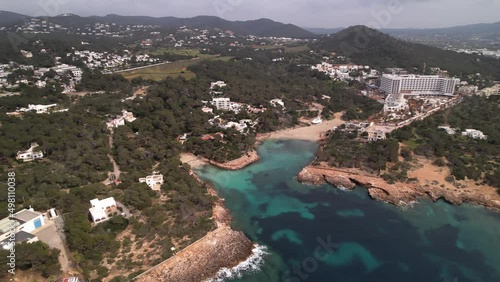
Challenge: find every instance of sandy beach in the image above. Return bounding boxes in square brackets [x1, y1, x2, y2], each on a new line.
[263, 112, 345, 142]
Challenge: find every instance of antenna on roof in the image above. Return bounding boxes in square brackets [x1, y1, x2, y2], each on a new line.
[28, 205, 34, 212]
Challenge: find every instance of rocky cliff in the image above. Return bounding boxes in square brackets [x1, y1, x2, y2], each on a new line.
[297, 166, 500, 210]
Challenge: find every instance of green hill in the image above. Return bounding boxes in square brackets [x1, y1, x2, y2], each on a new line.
[316, 25, 500, 79]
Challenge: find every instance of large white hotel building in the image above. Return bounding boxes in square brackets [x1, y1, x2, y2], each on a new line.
[380, 75, 460, 96]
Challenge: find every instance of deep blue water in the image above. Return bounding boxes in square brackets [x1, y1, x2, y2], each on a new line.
[195, 140, 500, 282]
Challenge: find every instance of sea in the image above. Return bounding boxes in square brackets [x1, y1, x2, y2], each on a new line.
[195, 140, 500, 282]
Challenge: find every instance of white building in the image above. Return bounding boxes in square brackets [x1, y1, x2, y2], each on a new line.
[438, 126, 457, 135]
[210, 81, 227, 89]
[139, 173, 164, 191]
[211, 98, 231, 110]
[20, 50, 33, 58]
[106, 110, 137, 129]
[270, 99, 285, 108]
[384, 93, 408, 112]
[0, 208, 44, 250]
[16, 143, 44, 162]
[367, 130, 387, 142]
[480, 85, 500, 97]
[89, 197, 116, 223]
[380, 75, 460, 96]
[17, 104, 58, 114]
[461, 129, 487, 140]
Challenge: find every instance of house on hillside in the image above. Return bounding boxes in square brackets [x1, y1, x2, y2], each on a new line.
[16, 143, 44, 162]
[210, 81, 226, 89]
[139, 173, 164, 191]
[270, 99, 285, 108]
[89, 197, 116, 223]
[461, 129, 487, 140]
[0, 208, 45, 250]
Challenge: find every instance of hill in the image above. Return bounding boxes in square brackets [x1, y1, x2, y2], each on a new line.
[92, 15, 315, 38]
[316, 25, 500, 79]
[303, 27, 344, 35]
[0, 10, 29, 26]
[0, 11, 315, 38]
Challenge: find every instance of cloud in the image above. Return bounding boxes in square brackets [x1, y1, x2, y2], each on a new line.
[0, 0, 499, 28]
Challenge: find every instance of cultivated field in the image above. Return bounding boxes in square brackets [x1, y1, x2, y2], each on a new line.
[122, 53, 232, 80]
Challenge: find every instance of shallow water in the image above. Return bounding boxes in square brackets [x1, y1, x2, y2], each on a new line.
[195, 140, 500, 282]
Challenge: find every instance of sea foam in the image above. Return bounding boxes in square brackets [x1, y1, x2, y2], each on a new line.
[206, 244, 269, 282]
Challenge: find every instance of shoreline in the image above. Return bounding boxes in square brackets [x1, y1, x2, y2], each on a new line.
[134, 156, 259, 282]
[180, 112, 346, 171]
[297, 165, 500, 211]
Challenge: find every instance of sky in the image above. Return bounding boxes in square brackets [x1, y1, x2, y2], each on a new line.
[1, 0, 499, 29]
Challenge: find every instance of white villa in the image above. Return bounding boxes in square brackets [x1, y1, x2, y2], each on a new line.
[139, 173, 164, 191]
[270, 99, 285, 108]
[0, 208, 45, 250]
[438, 126, 457, 135]
[367, 130, 387, 142]
[210, 81, 227, 89]
[16, 143, 44, 162]
[89, 197, 117, 223]
[18, 104, 58, 114]
[461, 129, 487, 140]
[106, 110, 137, 129]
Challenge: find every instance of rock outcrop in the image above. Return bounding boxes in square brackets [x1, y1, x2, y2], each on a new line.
[209, 150, 260, 171]
[297, 165, 500, 211]
[136, 226, 253, 282]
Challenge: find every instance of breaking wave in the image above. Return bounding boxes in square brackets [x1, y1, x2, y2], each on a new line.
[206, 244, 269, 282]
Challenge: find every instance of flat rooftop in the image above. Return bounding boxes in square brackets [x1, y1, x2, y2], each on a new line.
[14, 209, 41, 223]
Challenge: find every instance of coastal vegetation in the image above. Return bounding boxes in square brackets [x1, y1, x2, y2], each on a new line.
[317, 96, 500, 193]
[392, 95, 500, 190]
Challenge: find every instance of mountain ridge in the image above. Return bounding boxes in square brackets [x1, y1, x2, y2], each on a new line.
[0, 10, 315, 38]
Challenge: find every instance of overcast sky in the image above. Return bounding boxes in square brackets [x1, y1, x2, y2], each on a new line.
[1, 0, 499, 29]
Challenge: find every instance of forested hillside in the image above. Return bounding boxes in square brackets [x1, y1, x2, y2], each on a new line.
[316, 26, 500, 80]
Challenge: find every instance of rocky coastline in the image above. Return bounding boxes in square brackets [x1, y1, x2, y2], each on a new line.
[135, 225, 254, 282]
[208, 150, 260, 170]
[134, 160, 256, 282]
[297, 165, 500, 211]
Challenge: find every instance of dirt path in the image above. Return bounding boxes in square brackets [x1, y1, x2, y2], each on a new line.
[103, 129, 121, 185]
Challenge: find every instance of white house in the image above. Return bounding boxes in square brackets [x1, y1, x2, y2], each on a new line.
[18, 104, 58, 114]
[210, 81, 227, 89]
[16, 143, 44, 162]
[270, 99, 285, 108]
[438, 126, 457, 135]
[139, 173, 164, 191]
[106, 110, 137, 129]
[461, 129, 487, 140]
[367, 130, 387, 142]
[201, 107, 214, 114]
[0, 208, 44, 250]
[89, 197, 116, 223]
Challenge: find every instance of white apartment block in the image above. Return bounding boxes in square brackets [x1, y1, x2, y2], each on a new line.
[211, 98, 231, 110]
[380, 75, 460, 96]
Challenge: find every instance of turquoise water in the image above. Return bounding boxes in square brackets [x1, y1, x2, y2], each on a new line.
[195, 140, 500, 282]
